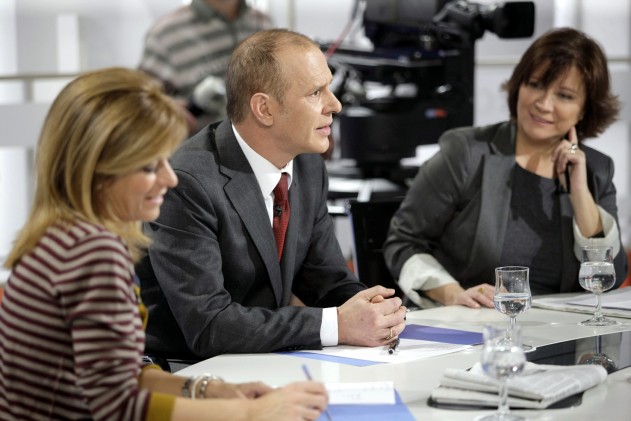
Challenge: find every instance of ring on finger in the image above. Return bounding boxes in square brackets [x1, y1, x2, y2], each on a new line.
[385, 327, 393, 341]
[569, 143, 578, 154]
[478, 287, 485, 294]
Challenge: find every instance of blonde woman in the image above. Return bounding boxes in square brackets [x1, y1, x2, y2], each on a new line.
[0, 67, 326, 421]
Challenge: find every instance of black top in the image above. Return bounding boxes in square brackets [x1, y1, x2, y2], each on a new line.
[499, 164, 563, 294]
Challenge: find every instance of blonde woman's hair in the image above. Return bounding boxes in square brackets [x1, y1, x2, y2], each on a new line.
[5, 67, 187, 267]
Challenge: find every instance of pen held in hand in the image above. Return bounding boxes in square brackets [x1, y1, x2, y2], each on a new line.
[302, 364, 333, 421]
[388, 338, 400, 355]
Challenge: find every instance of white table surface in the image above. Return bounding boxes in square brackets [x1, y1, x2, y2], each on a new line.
[178, 298, 631, 420]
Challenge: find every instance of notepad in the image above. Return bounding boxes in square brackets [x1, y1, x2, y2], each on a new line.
[318, 389, 415, 421]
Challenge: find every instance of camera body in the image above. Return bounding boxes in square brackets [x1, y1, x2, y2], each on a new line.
[329, 1, 534, 181]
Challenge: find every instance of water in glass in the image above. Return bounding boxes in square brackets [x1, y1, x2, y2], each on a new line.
[494, 266, 534, 351]
[476, 325, 526, 421]
[578, 245, 619, 326]
[494, 293, 531, 317]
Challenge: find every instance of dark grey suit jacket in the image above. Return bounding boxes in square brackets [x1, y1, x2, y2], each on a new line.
[384, 121, 628, 294]
[137, 120, 365, 360]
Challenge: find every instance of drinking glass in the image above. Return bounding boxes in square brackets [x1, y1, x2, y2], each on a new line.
[476, 325, 526, 421]
[578, 245, 619, 326]
[494, 266, 532, 350]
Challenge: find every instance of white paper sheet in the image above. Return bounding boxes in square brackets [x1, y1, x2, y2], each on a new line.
[326, 381, 395, 404]
[566, 287, 631, 310]
[532, 288, 631, 318]
[299, 338, 471, 364]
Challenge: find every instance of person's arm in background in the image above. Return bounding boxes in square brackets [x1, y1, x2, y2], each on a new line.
[138, 23, 197, 132]
[384, 129, 495, 309]
[552, 136, 628, 286]
[396, 254, 494, 308]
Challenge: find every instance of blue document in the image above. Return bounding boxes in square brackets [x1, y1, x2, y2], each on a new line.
[317, 390, 414, 421]
[399, 324, 483, 345]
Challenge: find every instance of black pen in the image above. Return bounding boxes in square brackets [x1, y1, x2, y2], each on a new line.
[302, 364, 333, 421]
[388, 338, 400, 355]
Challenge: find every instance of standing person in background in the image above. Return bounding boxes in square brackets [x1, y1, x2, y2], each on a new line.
[384, 27, 628, 309]
[136, 28, 407, 364]
[0, 67, 327, 421]
[139, 0, 272, 134]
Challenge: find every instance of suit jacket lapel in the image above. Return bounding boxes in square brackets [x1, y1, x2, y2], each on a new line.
[215, 121, 283, 305]
[471, 155, 514, 271]
[470, 122, 516, 271]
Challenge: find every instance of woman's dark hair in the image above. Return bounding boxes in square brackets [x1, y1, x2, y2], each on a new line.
[503, 27, 620, 139]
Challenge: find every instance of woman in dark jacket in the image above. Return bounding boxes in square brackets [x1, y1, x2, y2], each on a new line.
[384, 27, 628, 308]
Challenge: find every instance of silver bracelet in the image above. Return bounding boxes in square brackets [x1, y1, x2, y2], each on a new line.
[198, 374, 224, 399]
[190, 375, 205, 400]
[190, 373, 224, 399]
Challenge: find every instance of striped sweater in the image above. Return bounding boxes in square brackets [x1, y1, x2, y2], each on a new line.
[0, 221, 173, 420]
[138, 0, 271, 100]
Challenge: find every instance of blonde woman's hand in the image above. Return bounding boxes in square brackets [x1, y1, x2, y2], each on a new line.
[247, 381, 328, 421]
[236, 382, 274, 399]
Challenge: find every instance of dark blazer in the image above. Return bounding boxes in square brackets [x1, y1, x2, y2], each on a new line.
[384, 121, 628, 294]
[137, 120, 364, 360]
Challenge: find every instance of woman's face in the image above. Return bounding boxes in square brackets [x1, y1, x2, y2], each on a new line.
[102, 157, 177, 222]
[516, 65, 586, 145]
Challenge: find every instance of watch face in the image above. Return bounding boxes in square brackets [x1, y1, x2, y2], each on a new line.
[526, 331, 631, 375]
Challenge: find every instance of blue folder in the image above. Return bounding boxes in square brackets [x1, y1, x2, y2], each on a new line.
[399, 324, 483, 345]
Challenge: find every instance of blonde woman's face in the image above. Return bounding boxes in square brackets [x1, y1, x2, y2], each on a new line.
[102, 157, 177, 222]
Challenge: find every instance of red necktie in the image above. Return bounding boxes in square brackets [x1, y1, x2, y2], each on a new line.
[273, 172, 290, 260]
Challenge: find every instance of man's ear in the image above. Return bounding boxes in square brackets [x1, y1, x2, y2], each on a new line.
[250, 93, 274, 127]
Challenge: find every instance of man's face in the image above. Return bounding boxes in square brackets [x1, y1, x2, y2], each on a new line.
[269, 46, 342, 161]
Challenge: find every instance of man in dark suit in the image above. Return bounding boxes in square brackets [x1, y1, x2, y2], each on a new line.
[136, 28, 407, 362]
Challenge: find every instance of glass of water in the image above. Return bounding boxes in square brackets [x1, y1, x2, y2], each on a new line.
[476, 324, 526, 421]
[494, 266, 532, 350]
[578, 245, 619, 326]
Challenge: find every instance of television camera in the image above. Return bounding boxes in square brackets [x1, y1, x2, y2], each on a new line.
[326, 0, 535, 183]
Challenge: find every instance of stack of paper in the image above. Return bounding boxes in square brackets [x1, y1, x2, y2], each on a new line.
[430, 362, 607, 409]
